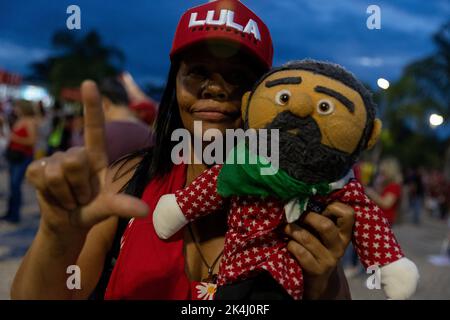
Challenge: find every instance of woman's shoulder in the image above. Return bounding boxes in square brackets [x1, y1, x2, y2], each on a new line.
[105, 148, 153, 194]
[105, 155, 143, 193]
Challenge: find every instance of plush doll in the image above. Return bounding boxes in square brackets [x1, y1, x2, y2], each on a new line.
[153, 59, 419, 300]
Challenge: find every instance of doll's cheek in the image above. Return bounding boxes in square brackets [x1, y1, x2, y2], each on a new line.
[319, 118, 365, 153]
[247, 100, 280, 129]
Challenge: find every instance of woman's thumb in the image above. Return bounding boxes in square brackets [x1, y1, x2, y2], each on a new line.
[79, 193, 149, 226]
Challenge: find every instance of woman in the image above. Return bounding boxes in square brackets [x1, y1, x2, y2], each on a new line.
[12, 0, 354, 299]
[366, 157, 403, 226]
[34, 101, 51, 159]
[2, 100, 37, 224]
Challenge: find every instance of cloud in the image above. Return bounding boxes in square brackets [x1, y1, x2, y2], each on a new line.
[353, 57, 384, 67]
[0, 39, 50, 72]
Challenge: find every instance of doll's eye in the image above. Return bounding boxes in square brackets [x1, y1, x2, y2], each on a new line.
[317, 99, 335, 115]
[275, 90, 291, 105]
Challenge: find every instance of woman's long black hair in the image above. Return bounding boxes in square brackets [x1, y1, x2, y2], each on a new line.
[113, 60, 183, 198]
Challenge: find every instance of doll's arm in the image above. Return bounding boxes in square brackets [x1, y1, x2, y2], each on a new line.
[337, 180, 419, 299]
[153, 164, 225, 239]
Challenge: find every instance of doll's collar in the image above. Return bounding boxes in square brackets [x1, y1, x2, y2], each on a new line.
[329, 170, 355, 191]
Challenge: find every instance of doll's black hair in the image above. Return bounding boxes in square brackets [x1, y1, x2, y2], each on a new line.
[243, 59, 377, 156]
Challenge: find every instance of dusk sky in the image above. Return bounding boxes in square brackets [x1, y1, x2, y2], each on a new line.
[1, 0, 449, 90]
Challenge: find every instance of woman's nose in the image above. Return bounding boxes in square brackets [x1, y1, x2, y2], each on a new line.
[289, 93, 314, 118]
[201, 74, 229, 101]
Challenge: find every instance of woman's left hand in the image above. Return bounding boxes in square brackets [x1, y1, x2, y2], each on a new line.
[284, 202, 355, 299]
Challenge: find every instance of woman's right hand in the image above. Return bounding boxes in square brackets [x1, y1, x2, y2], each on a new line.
[25, 80, 149, 240]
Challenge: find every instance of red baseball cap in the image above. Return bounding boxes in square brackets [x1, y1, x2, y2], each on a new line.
[170, 0, 273, 69]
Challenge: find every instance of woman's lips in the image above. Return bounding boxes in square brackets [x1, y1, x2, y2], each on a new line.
[191, 102, 240, 122]
[192, 110, 234, 122]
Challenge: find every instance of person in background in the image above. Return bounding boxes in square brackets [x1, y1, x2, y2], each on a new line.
[1, 100, 37, 224]
[366, 157, 403, 226]
[34, 101, 51, 159]
[405, 167, 424, 225]
[46, 101, 65, 155]
[97, 77, 154, 164]
[70, 110, 84, 148]
[59, 114, 75, 152]
[120, 72, 158, 127]
[3, 98, 16, 128]
[129, 100, 157, 127]
[0, 111, 10, 161]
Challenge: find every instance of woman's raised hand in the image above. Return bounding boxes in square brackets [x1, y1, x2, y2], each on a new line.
[26, 80, 149, 236]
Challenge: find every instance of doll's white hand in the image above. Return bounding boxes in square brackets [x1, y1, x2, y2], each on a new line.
[380, 257, 419, 299]
[153, 194, 188, 239]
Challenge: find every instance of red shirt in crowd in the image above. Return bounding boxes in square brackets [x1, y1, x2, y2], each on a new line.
[9, 125, 34, 157]
[381, 183, 402, 225]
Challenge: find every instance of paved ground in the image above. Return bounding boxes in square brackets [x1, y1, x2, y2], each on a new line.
[345, 213, 450, 299]
[0, 164, 41, 299]
[1, 165, 449, 300]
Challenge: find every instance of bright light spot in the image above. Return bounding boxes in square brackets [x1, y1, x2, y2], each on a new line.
[429, 114, 444, 127]
[377, 78, 390, 90]
[21, 85, 47, 101]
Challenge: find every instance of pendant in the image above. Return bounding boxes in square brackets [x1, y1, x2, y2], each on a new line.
[202, 270, 218, 284]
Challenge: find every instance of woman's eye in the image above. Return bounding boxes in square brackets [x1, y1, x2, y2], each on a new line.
[188, 66, 208, 78]
[275, 89, 291, 105]
[316, 99, 335, 115]
[224, 69, 249, 87]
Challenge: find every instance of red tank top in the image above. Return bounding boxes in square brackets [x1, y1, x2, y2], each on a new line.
[105, 163, 217, 300]
[9, 124, 33, 156]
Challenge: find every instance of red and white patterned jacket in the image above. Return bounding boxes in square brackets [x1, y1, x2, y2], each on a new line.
[174, 164, 404, 300]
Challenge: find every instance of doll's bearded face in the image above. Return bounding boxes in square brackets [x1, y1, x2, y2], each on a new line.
[244, 70, 371, 183]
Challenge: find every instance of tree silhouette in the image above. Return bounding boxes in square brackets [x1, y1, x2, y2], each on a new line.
[30, 30, 125, 96]
[384, 22, 449, 131]
[376, 21, 449, 169]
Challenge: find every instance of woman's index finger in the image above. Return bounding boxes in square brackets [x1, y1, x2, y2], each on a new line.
[81, 80, 108, 169]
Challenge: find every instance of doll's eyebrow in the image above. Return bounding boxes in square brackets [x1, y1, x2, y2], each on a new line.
[314, 85, 355, 113]
[265, 77, 302, 88]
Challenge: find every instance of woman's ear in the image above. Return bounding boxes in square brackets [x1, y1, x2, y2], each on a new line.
[366, 118, 382, 150]
[241, 91, 251, 120]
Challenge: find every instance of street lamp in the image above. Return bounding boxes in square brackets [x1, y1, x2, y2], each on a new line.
[429, 113, 444, 127]
[377, 78, 390, 90]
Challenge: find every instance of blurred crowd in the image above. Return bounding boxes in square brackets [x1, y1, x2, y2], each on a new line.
[0, 74, 157, 225]
[343, 157, 450, 276]
[355, 159, 450, 225]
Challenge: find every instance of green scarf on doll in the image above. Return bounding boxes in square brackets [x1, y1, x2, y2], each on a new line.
[217, 140, 333, 217]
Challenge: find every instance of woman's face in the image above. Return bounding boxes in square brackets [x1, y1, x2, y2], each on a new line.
[176, 45, 261, 136]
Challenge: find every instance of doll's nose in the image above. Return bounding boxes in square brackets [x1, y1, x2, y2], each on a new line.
[289, 93, 314, 118]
